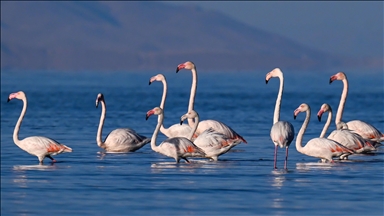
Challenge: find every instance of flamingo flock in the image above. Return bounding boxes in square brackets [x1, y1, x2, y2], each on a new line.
[7, 62, 383, 168]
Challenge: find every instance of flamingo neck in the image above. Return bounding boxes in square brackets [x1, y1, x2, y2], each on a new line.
[96, 100, 107, 149]
[320, 108, 332, 138]
[158, 78, 171, 136]
[187, 67, 198, 126]
[295, 108, 311, 154]
[151, 113, 163, 153]
[335, 78, 348, 125]
[188, 115, 199, 140]
[273, 73, 284, 124]
[13, 97, 27, 147]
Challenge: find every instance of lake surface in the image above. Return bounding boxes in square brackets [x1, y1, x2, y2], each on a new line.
[1, 69, 383, 215]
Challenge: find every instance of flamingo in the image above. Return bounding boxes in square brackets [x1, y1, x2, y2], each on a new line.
[96, 93, 150, 152]
[148, 74, 192, 138]
[293, 103, 354, 163]
[266, 68, 295, 169]
[317, 103, 376, 156]
[176, 61, 247, 144]
[329, 72, 384, 143]
[146, 107, 205, 163]
[180, 109, 242, 161]
[7, 91, 72, 164]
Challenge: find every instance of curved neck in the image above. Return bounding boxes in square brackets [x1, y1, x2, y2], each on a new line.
[187, 115, 200, 140]
[295, 108, 311, 153]
[13, 97, 27, 147]
[320, 109, 332, 138]
[187, 67, 198, 126]
[158, 78, 171, 136]
[273, 74, 284, 124]
[335, 78, 348, 125]
[151, 113, 163, 153]
[96, 100, 106, 149]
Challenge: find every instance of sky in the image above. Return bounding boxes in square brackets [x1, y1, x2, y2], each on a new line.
[165, 1, 383, 59]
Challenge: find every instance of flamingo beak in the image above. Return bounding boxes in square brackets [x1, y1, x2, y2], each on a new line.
[7, 98, 10, 102]
[146, 110, 155, 120]
[293, 109, 300, 120]
[96, 101, 99, 108]
[176, 64, 185, 73]
[317, 110, 324, 122]
[265, 79, 269, 84]
[329, 75, 336, 84]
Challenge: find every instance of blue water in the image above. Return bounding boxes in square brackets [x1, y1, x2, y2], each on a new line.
[1, 69, 383, 215]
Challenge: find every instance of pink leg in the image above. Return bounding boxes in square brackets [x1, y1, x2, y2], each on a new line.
[274, 145, 278, 169]
[284, 147, 289, 169]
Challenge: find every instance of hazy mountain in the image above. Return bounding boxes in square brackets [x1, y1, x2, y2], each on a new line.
[1, 1, 380, 72]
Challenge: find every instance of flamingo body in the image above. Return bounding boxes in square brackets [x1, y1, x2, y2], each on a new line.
[146, 107, 205, 163]
[294, 103, 354, 163]
[270, 121, 295, 148]
[103, 128, 151, 152]
[346, 120, 384, 142]
[176, 61, 247, 144]
[96, 93, 150, 153]
[192, 120, 247, 144]
[181, 110, 242, 161]
[8, 91, 72, 164]
[317, 103, 375, 156]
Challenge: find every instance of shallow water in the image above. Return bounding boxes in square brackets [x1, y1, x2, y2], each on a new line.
[1, 70, 383, 215]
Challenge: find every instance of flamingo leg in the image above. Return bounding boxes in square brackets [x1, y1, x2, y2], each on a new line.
[183, 158, 190, 164]
[47, 155, 57, 163]
[284, 147, 289, 169]
[274, 145, 278, 169]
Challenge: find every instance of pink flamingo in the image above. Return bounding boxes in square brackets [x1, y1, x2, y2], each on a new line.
[176, 61, 247, 144]
[96, 93, 150, 152]
[330, 72, 384, 143]
[180, 109, 242, 161]
[294, 103, 354, 163]
[148, 74, 192, 138]
[317, 103, 376, 157]
[7, 91, 72, 164]
[266, 68, 295, 169]
[146, 107, 205, 163]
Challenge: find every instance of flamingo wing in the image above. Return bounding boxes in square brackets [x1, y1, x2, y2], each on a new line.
[104, 128, 150, 151]
[160, 137, 205, 158]
[21, 136, 71, 156]
[347, 120, 384, 142]
[195, 120, 247, 143]
[166, 123, 192, 138]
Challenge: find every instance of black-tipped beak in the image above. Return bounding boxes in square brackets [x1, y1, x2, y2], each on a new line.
[329, 78, 333, 84]
[265, 80, 269, 84]
[149, 81, 152, 85]
[317, 115, 321, 122]
[7, 98, 10, 102]
[176, 68, 180, 73]
[180, 120, 183, 125]
[294, 115, 297, 120]
[146, 114, 150, 120]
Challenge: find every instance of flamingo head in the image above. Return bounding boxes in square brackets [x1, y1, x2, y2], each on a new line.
[265, 68, 283, 84]
[96, 93, 104, 108]
[336, 121, 349, 130]
[180, 110, 198, 125]
[317, 103, 330, 122]
[149, 74, 165, 85]
[294, 103, 309, 119]
[176, 61, 195, 73]
[329, 72, 346, 84]
[7, 91, 26, 102]
[146, 107, 163, 120]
